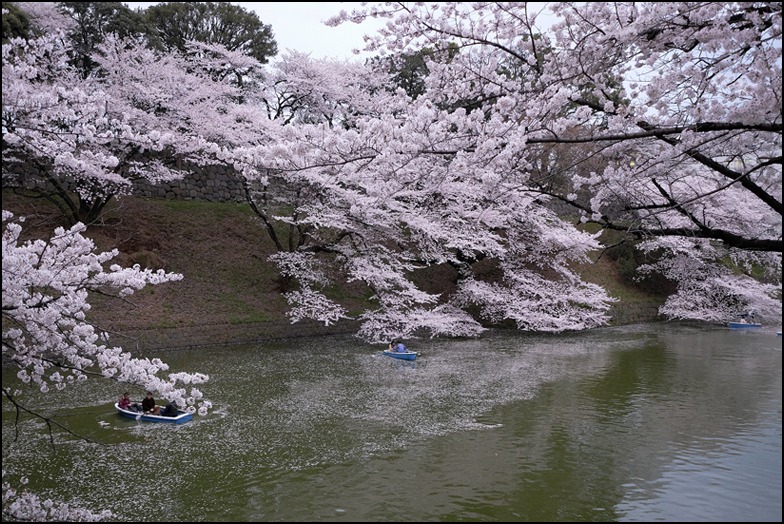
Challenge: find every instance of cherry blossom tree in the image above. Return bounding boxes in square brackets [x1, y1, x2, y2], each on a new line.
[234, 91, 618, 341]
[2, 23, 261, 226]
[5, 2, 75, 38]
[255, 49, 390, 126]
[2, 475, 113, 522]
[1, 211, 210, 408]
[1, 32, 166, 224]
[635, 236, 781, 322]
[57, 1, 151, 77]
[318, 1, 781, 324]
[2, 210, 212, 520]
[2, 11, 222, 519]
[237, 51, 398, 256]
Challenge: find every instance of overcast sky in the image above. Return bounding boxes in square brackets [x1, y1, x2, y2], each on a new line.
[123, 2, 385, 60]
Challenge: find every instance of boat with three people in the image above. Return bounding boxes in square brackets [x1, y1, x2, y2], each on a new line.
[114, 402, 193, 424]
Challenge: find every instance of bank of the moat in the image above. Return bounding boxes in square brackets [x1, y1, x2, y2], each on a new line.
[109, 299, 664, 351]
[4, 191, 668, 351]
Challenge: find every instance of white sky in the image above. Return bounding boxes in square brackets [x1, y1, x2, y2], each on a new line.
[123, 2, 385, 60]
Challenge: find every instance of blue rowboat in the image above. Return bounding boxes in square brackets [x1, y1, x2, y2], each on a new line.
[727, 322, 762, 330]
[114, 402, 193, 424]
[383, 349, 418, 361]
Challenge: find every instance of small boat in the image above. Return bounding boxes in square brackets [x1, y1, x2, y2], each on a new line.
[114, 402, 193, 424]
[727, 321, 762, 330]
[382, 349, 418, 361]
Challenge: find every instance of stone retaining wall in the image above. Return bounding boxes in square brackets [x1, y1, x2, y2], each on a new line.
[131, 164, 246, 202]
[3, 161, 587, 212]
[3, 160, 247, 203]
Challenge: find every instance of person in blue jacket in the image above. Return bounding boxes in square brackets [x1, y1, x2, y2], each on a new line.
[389, 339, 408, 353]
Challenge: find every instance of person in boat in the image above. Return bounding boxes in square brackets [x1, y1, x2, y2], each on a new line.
[142, 391, 161, 415]
[118, 392, 141, 412]
[161, 401, 179, 417]
[118, 392, 132, 410]
[388, 339, 408, 353]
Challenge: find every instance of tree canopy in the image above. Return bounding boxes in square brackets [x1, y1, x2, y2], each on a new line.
[317, 1, 782, 325]
[1, 2, 30, 41]
[144, 1, 277, 63]
[58, 1, 152, 75]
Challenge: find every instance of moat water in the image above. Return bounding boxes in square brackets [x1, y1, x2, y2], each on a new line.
[2, 323, 781, 521]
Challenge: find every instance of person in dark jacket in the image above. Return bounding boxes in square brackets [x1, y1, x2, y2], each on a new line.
[162, 401, 179, 417]
[142, 391, 161, 415]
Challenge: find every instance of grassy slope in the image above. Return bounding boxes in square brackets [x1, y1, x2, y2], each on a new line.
[3, 191, 666, 334]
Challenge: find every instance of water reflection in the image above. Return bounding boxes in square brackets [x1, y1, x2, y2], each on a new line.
[2, 323, 781, 521]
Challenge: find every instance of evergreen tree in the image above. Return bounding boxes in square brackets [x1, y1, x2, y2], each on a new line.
[144, 1, 277, 63]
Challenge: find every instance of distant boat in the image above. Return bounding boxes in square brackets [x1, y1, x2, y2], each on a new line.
[382, 349, 418, 361]
[114, 402, 193, 424]
[727, 321, 762, 330]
